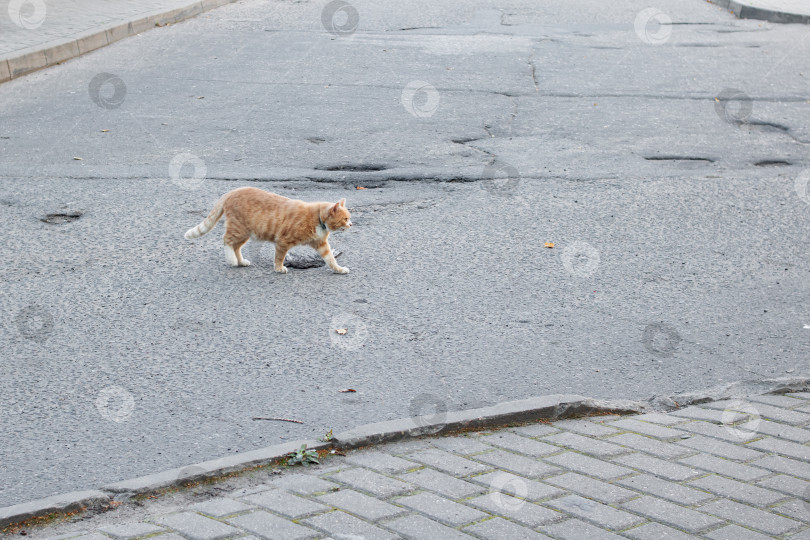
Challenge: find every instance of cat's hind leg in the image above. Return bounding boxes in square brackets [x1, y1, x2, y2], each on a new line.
[274, 244, 290, 274]
[233, 239, 250, 267]
[223, 222, 250, 267]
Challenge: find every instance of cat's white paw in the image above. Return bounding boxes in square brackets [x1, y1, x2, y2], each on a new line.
[275, 266, 288, 274]
[238, 259, 251, 267]
[335, 266, 350, 274]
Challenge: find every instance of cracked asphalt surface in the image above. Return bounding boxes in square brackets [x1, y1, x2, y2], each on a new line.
[1, 0, 809, 507]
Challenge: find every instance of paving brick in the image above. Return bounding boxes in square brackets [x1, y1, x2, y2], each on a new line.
[399, 468, 485, 499]
[621, 495, 722, 534]
[613, 452, 701, 481]
[704, 524, 773, 540]
[467, 493, 565, 527]
[547, 494, 644, 530]
[616, 474, 714, 505]
[786, 392, 810, 400]
[472, 471, 566, 501]
[43, 532, 91, 540]
[265, 473, 337, 495]
[679, 454, 769, 481]
[241, 488, 328, 519]
[152, 512, 239, 540]
[678, 419, 760, 443]
[512, 423, 560, 438]
[742, 419, 810, 443]
[690, 474, 787, 507]
[757, 474, 810, 497]
[384, 514, 474, 540]
[543, 472, 636, 504]
[543, 452, 632, 480]
[543, 432, 630, 458]
[747, 436, 810, 461]
[316, 489, 405, 521]
[606, 433, 694, 459]
[751, 454, 810, 480]
[748, 394, 808, 408]
[474, 450, 560, 478]
[735, 403, 810, 425]
[227, 510, 318, 540]
[676, 434, 764, 461]
[345, 451, 418, 474]
[540, 518, 626, 539]
[58, 535, 107, 540]
[480, 432, 560, 456]
[790, 528, 810, 540]
[463, 516, 552, 539]
[188, 498, 254, 518]
[551, 419, 619, 436]
[407, 449, 491, 477]
[670, 406, 748, 425]
[329, 467, 416, 497]
[430, 436, 493, 455]
[303, 510, 396, 540]
[609, 418, 688, 441]
[771, 498, 810, 523]
[623, 522, 695, 540]
[699, 498, 803, 535]
[627, 413, 689, 426]
[395, 492, 488, 526]
[97, 523, 165, 539]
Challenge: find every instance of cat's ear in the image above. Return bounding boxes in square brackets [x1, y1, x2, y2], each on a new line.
[330, 202, 340, 213]
[338, 198, 346, 207]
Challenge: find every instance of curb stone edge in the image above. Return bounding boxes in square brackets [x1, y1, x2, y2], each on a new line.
[1, 376, 807, 531]
[707, 0, 810, 24]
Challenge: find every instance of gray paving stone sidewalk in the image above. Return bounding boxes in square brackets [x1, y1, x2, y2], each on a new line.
[9, 392, 810, 539]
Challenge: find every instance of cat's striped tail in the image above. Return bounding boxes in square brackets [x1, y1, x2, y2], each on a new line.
[184, 196, 225, 239]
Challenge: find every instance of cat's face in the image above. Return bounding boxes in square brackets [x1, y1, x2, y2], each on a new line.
[326, 198, 352, 231]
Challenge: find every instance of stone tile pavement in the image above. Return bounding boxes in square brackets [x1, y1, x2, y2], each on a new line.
[15, 392, 810, 539]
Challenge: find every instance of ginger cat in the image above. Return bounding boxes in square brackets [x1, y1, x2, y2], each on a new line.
[185, 187, 352, 274]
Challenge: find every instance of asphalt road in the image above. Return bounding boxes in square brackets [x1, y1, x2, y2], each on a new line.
[1, 0, 809, 507]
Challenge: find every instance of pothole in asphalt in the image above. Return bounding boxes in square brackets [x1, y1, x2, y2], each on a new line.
[285, 250, 343, 269]
[754, 159, 792, 167]
[41, 212, 82, 224]
[314, 164, 387, 172]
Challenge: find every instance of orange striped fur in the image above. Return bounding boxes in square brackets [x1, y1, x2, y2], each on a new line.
[185, 187, 352, 274]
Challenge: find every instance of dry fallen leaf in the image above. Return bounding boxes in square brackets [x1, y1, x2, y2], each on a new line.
[73, 157, 82, 160]
[196, 96, 204, 99]
[335, 328, 348, 335]
[544, 242, 555, 248]
[100, 129, 109, 132]
[338, 388, 356, 393]
[356, 186, 367, 190]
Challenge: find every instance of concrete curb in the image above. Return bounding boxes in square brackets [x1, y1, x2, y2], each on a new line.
[2, 377, 808, 530]
[0, 0, 239, 85]
[708, 0, 810, 24]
